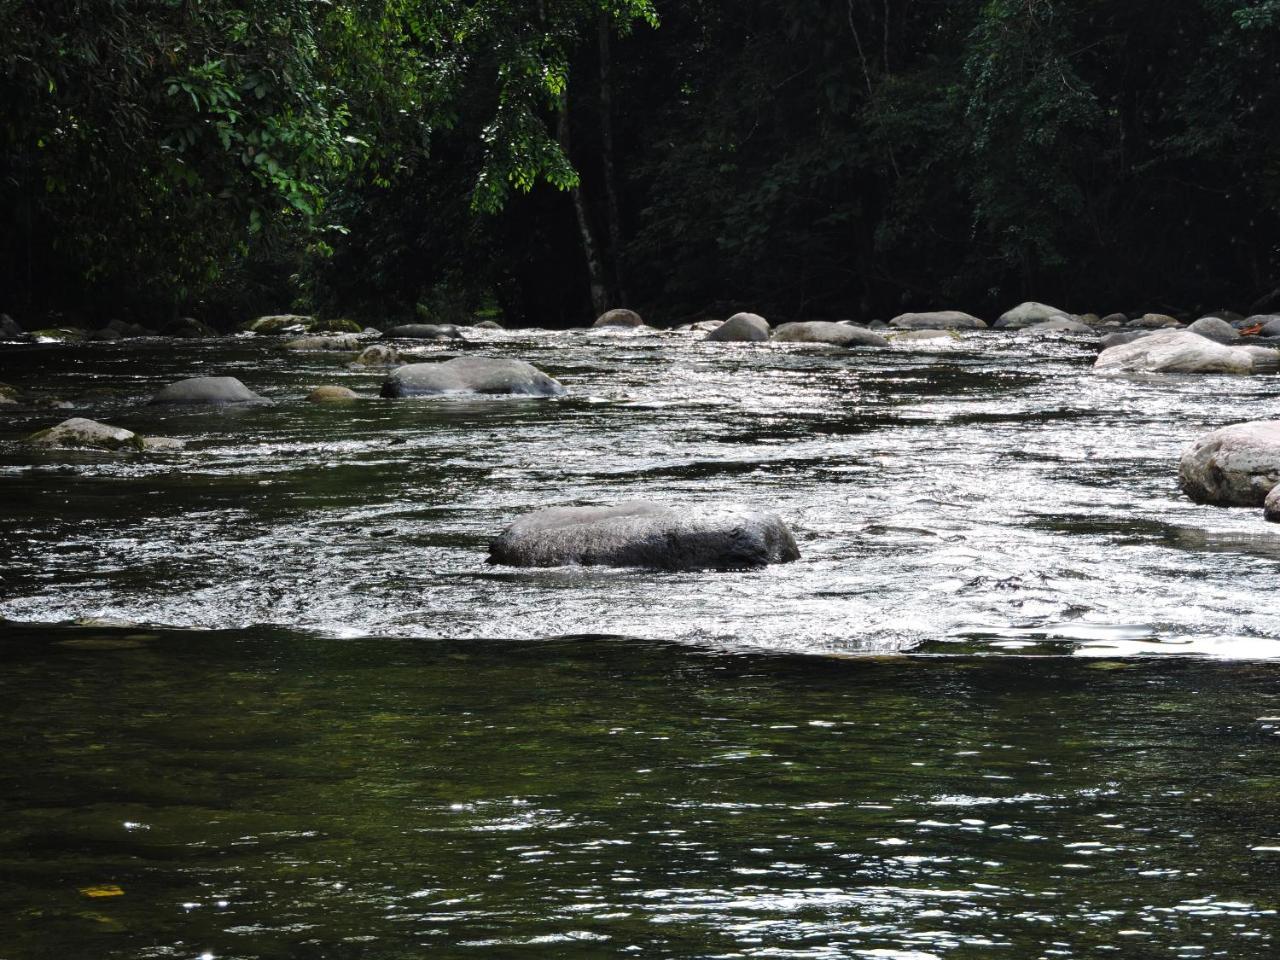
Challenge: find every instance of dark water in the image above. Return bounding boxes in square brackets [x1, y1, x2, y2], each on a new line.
[1, 328, 1279, 957]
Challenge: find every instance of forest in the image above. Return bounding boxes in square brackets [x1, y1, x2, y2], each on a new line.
[4, 0, 1280, 328]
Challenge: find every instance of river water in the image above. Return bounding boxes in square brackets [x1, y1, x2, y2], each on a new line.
[0, 328, 1278, 957]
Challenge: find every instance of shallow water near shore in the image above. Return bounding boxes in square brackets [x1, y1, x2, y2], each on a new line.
[1, 328, 1279, 956]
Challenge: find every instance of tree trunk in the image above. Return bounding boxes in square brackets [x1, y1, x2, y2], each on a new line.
[557, 91, 609, 318]
[597, 12, 628, 306]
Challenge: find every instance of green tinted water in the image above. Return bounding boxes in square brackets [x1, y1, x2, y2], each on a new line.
[1, 625, 1278, 958]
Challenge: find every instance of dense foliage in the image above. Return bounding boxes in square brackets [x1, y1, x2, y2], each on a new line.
[3, 0, 1279, 326]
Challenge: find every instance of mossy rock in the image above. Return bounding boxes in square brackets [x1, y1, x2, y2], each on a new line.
[27, 418, 145, 452]
[241, 314, 314, 334]
[29, 327, 89, 342]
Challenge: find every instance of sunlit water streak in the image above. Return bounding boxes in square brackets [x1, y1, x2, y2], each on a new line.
[2, 330, 1278, 655]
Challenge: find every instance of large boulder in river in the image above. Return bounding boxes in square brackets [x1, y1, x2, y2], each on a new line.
[26, 417, 181, 453]
[1187, 317, 1239, 343]
[592, 308, 644, 328]
[772, 321, 889, 347]
[381, 357, 565, 398]
[889, 310, 987, 330]
[149, 376, 269, 405]
[488, 500, 800, 570]
[707, 312, 770, 342]
[1093, 330, 1275, 374]
[995, 302, 1069, 330]
[1179, 421, 1280, 506]
[382, 323, 464, 341]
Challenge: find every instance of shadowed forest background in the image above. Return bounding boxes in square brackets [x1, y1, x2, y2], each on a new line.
[4, 0, 1280, 329]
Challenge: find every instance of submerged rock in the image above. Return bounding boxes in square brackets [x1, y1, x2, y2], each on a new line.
[382, 323, 465, 341]
[772, 321, 889, 347]
[995, 302, 1070, 330]
[889, 310, 987, 330]
[283, 335, 365, 352]
[381, 357, 565, 398]
[1179, 421, 1280, 506]
[707, 312, 770, 342]
[149, 376, 269, 405]
[351, 344, 401, 368]
[308, 385, 360, 403]
[488, 500, 800, 570]
[26, 417, 182, 453]
[1093, 330, 1273, 374]
[592, 308, 644, 328]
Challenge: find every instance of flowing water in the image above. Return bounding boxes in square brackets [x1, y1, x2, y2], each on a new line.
[0, 328, 1278, 957]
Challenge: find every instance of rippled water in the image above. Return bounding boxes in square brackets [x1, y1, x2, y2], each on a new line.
[1, 328, 1279, 957]
[2, 328, 1278, 652]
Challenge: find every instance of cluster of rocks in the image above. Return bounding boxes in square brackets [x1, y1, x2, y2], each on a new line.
[1179, 421, 1280, 524]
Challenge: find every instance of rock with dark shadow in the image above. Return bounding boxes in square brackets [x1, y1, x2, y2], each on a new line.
[1179, 420, 1280, 506]
[381, 357, 565, 398]
[772, 321, 889, 347]
[488, 500, 801, 570]
[149, 376, 270, 405]
[382, 324, 465, 341]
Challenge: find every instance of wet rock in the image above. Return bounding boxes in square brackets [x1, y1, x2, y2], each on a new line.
[351, 344, 401, 368]
[381, 357, 565, 398]
[995, 302, 1070, 330]
[867, 319, 889, 330]
[772, 321, 890, 347]
[1179, 420, 1280, 506]
[678, 320, 723, 332]
[1203, 309, 1245, 326]
[1021, 317, 1095, 335]
[308, 385, 360, 403]
[1099, 330, 1153, 349]
[1100, 312, 1129, 326]
[488, 500, 800, 570]
[163, 317, 217, 338]
[592, 308, 644, 328]
[473, 320, 504, 330]
[1253, 315, 1280, 337]
[1093, 330, 1271, 374]
[28, 418, 138, 451]
[889, 310, 987, 330]
[242, 314, 313, 334]
[1188, 317, 1239, 343]
[1127, 312, 1182, 329]
[311, 318, 363, 334]
[149, 376, 269, 405]
[382, 323, 465, 341]
[284, 335, 365, 352]
[1265, 485, 1280, 522]
[30, 327, 89, 342]
[707, 312, 770, 342]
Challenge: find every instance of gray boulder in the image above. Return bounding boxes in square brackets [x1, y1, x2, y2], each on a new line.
[149, 376, 269, 405]
[1256, 316, 1280, 337]
[488, 500, 800, 570]
[1179, 421, 1280, 506]
[1265, 485, 1280, 522]
[707, 312, 770, 342]
[593, 308, 645, 328]
[1099, 312, 1129, 326]
[381, 357, 565, 398]
[1021, 317, 1095, 335]
[1187, 317, 1239, 343]
[1128, 312, 1182, 329]
[1093, 330, 1272, 374]
[890, 310, 987, 330]
[382, 323, 465, 341]
[995, 302, 1070, 330]
[772, 321, 890, 347]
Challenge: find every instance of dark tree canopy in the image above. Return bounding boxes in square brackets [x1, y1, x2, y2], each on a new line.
[2, 0, 1279, 327]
